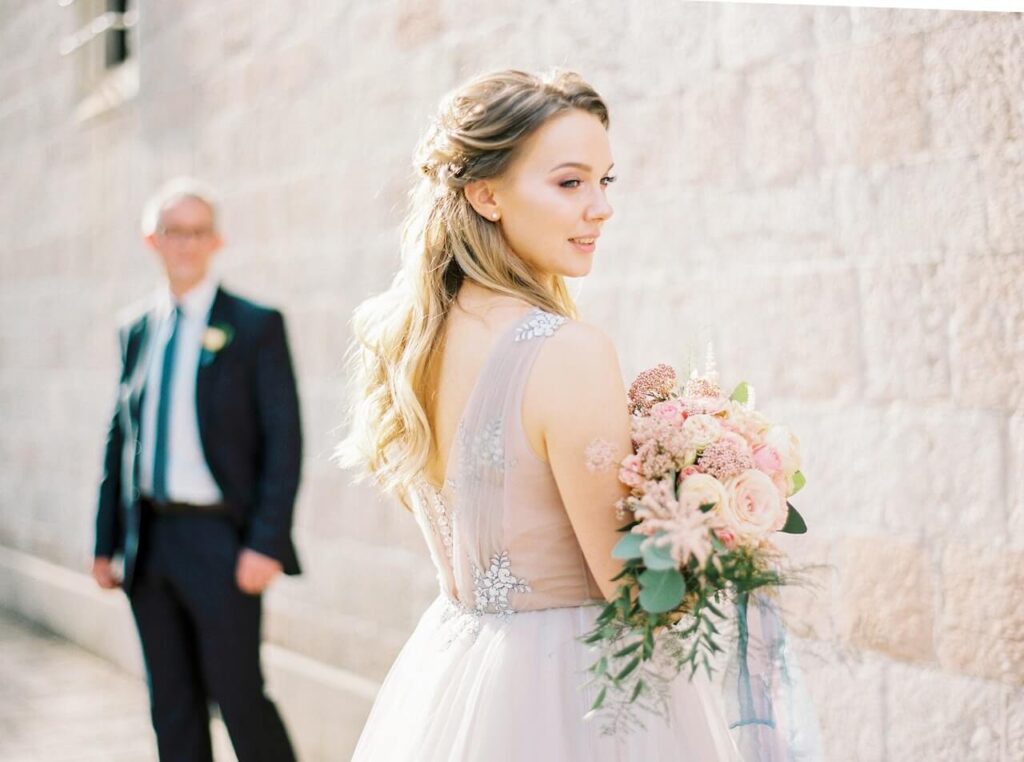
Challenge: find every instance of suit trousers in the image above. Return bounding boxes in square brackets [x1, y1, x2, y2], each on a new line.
[128, 507, 296, 762]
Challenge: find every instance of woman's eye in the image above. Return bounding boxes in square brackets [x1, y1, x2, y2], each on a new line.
[559, 176, 617, 189]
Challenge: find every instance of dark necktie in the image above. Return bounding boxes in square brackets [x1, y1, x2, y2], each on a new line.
[152, 304, 182, 502]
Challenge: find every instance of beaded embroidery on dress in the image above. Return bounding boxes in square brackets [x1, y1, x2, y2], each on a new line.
[351, 308, 743, 761]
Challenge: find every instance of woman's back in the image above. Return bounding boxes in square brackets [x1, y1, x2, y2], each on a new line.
[413, 296, 605, 617]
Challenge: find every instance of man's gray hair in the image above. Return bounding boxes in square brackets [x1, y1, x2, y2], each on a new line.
[141, 176, 221, 236]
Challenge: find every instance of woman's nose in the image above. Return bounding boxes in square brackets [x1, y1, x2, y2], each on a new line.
[586, 197, 614, 222]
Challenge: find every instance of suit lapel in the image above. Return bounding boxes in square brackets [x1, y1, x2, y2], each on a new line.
[196, 287, 230, 445]
[127, 305, 159, 427]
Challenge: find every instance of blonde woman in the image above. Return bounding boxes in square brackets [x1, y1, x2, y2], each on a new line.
[338, 69, 743, 760]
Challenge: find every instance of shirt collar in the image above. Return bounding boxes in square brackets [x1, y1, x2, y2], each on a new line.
[157, 271, 221, 323]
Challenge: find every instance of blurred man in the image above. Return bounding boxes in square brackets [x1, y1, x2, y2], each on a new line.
[92, 177, 302, 762]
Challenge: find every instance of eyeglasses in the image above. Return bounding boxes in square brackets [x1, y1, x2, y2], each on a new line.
[156, 227, 216, 242]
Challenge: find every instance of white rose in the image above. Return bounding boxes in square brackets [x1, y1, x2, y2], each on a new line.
[202, 326, 228, 352]
[678, 472, 729, 514]
[682, 414, 722, 449]
[721, 469, 789, 538]
[763, 425, 801, 474]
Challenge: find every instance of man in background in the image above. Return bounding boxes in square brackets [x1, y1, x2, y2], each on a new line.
[92, 177, 302, 762]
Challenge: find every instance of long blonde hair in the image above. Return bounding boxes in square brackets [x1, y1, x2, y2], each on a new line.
[334, 68, 610, 506]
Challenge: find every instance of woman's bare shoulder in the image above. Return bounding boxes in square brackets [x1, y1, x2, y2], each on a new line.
[529, 318, 626, 420]
[538, 318, 621, 381]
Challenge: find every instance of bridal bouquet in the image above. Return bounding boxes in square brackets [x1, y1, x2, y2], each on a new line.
[582, 351, 808, 734]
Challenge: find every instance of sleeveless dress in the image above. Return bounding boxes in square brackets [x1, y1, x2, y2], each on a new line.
[351, 308, 744, 761]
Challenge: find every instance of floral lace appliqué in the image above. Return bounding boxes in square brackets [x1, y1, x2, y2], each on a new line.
[439, 597, 482, 646]
[472, 549, 531, 616]
[457, 418, 515, 485]
[514, 309, 567, 342]
[475, 418, 506, 468]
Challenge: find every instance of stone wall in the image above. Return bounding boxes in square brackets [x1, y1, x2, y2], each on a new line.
[1, 1, 1021, 759]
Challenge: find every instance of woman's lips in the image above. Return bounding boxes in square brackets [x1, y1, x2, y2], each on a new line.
[569, 236, 597, 253]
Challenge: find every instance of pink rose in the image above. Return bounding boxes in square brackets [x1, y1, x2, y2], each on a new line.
[652, 400, 685, 423]
[752, 444, 783, 475]
[763, 425, 802, 474]
[618, 454, 645, 489]
[713, 527, 738, 550]
[721, 469, 789, 538]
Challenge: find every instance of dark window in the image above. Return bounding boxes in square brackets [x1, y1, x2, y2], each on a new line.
[104, 0, 130, 69]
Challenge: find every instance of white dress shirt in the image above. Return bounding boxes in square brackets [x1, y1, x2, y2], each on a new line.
[138, 272, 225, 504]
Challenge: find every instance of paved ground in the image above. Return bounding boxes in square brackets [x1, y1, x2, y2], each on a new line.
[0, 607, 236, 761]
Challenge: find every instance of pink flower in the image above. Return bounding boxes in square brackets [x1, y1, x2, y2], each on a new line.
[652, 400, 686, 423]
[618, 454, 645, 489]
[696, 436, 755, 481]
[720, 469, 789, 538]
[628, 364, 677, 415]
[713, 527, 738, 550]
[752, 444, 783, 475]
[763, 425, 802, 474]
[682, 414, 723, 448]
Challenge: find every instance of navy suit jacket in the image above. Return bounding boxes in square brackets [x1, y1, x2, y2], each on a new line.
[95, 286, 303, 592]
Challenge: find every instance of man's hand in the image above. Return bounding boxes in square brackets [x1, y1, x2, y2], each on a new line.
[235, 548, 283, 595]
[91, 556, 121, 589]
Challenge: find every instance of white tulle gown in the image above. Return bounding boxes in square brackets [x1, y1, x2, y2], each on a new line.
[351, 309, 745, 761]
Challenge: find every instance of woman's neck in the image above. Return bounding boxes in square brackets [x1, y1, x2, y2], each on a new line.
[455, 280, 532, 316]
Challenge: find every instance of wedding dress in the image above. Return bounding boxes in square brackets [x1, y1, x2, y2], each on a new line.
[352, 308, 770, 761]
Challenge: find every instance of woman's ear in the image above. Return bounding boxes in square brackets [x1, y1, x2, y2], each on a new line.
[463, 179, 502, 222]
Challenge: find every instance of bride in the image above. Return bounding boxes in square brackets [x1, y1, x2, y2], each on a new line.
[337, 68, 746, 760]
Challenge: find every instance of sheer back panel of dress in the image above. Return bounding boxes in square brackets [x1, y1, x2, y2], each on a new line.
[413, 308, 604, 621]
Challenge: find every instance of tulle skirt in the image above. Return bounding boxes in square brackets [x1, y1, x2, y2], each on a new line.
[351, 595, 742, 761]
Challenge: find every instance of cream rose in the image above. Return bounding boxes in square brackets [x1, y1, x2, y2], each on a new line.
[682, 414, 722, 449]
[721, 469, 789, 538]
[678, 472, 729, 514]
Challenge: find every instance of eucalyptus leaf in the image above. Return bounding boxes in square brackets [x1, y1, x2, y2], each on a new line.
[638, 568, 686, 613]
[640, 534, 676, 570]
[612, 532, 645, 560]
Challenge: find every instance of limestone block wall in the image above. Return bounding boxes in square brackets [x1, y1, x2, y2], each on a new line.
[1, 2, 1021, 759]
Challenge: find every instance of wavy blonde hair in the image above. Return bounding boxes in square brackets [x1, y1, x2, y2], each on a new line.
[334, 68, 610, 507]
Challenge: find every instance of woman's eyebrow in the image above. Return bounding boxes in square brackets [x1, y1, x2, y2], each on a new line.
[548, 161, 616, 173]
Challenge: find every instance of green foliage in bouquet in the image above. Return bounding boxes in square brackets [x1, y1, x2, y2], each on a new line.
[582, 501, 807, 734]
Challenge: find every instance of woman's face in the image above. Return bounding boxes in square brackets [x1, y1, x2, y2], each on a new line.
[485, 108, 615, 279]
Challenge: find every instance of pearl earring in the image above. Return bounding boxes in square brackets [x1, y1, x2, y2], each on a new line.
[491, 212, 499, 220]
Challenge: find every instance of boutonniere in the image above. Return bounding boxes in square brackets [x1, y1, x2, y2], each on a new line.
[200, 323, 235, 366]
